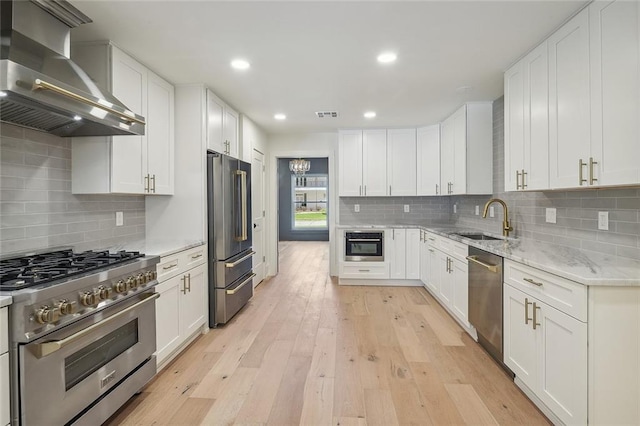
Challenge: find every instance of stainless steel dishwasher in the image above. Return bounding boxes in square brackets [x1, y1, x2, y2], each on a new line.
[467, 247, 512, 375]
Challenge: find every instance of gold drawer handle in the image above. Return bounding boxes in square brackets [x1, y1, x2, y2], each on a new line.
[523, 277, 543, 287]
[162, 262, 178, 270]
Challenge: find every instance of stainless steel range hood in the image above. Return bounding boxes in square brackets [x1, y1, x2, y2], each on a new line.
[0, 0, 145, 137]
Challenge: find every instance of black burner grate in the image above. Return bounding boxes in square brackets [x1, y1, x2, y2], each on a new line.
[0, 249, 143, 290]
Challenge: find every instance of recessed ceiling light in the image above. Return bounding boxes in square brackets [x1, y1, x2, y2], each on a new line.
[364, 111, 376, 119]
[231, 59, 250, 70]
[274, 113, 286, 120]
[0, 91, 7, 97]
[377, 52, 397, 64]
[73, 115, 82, 121]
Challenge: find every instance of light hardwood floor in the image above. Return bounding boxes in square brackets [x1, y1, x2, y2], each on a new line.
[106, 241, 549, 425]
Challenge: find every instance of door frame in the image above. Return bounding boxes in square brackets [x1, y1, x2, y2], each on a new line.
[267, 149, 336, 277]
[252, 148, 266, 286]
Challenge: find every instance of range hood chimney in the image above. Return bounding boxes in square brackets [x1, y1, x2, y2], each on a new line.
[0, 0, 145, 137]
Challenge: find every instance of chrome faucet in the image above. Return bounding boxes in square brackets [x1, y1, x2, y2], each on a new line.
[482, 198, 513, 237]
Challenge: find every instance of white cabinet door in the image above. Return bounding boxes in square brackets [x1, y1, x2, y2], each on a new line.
[426, 244, 439, 295]
[537, 300, 587, 426]
[417, 125, 441, 195]
[147, 71, 174, 195]
[155, 275, 182, 365]
[405, 229, 421, 280]
[207, 90, 225, 154]
[451, 106, 467, 195]
[451, 259, 469, 327]
[362, 129, 387, 196]
[389, 229, 406, 279]
[387, 128, 417, 196]
[438, 252, 452, 305]
[503, 284, 538, 391]
[225, 106, 239, 159]
[0, 352, 8, 426]
[419, 231, 429, 285]
[590, 0, 640, 186]
[504, 60, 525, 192]
[523, 42, 550, 191]
[549, 8, 591, 189]
[111, 47, 147, 194]
[181, 264, 207, 338]
[338, 130, 363, 196]
[440, 118, 455, 194]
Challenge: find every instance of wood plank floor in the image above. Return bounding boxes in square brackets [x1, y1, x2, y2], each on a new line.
[106, 241, 550, 425]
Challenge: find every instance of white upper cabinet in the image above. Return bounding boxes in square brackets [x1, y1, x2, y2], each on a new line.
[589, 0, 640, 186]
[387, 128, 417, 196]
[338, 130, 364, 196]
[363, 129, 388, 196]
[417, 125, 441, 196]
[440, 103, 493, 195]
[549, 8, 591, 189]
[206, 90, 239, 159]
[505, 42, 549, 192]
[71, 42, 174, 195]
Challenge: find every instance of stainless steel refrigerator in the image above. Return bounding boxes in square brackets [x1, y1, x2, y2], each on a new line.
[207, 150, 255, 327]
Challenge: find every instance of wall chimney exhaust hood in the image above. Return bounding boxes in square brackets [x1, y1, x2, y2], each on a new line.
[0, 0, 145, 137]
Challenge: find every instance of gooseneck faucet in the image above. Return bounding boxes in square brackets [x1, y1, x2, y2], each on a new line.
[482, 198, 513, 237]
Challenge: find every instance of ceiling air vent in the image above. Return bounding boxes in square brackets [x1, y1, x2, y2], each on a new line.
[315, 111, 339, 118]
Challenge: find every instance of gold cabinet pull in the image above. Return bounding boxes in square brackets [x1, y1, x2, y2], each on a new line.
[589, 157, 598, 185]
[525, 297, 532, 325]
[523, 277, 543, 287]
[364, 185, 367, 196]
[521, 169, 527, 189]
[532, 302, 541, 330]
[144, 174, 149, 192]
[435, 183, 439, 194]
[151, 174, 156, 193]
[181, 275, 188, 294]
[516, 170, 521, 190]
[579, 159, 587, 185]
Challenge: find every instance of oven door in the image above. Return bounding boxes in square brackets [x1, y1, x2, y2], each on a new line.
[344, 232, 384, 261]
[20, 291, 158, 426]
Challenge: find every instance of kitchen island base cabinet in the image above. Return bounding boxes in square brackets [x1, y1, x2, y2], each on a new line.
[155, 246, 208, 370]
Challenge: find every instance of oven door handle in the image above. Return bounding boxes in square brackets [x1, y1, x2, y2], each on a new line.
[347, 238, 382, 242]
[33, 292, 160, 359]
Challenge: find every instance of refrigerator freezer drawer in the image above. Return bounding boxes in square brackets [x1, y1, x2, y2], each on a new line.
[215, 273, 255, 325]
[214, 250, 254, 289]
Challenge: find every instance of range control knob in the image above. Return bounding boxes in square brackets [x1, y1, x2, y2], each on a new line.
[80, 291, 98, 306]
[97, 285, 113, 300]
[126, 276, 138, 290]
[56, 300, 77, 315]
[145, 270, 156, 282]
[114, 280, 127, 293]
[35, 306, 60, 324]
[137, 273, 146, 285]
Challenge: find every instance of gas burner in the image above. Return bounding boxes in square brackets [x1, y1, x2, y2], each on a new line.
[0, 249, 143, 290]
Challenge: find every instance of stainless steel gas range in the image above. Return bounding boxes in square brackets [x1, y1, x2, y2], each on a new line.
[0, 249, 160, 425]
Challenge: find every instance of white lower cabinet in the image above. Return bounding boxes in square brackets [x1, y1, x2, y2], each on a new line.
[155, 245, 208, 369]
[504, 283, 587, 425]
[389, 228, 421, 280]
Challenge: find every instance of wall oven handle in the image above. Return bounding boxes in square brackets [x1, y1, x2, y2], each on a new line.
[225, 251, 255, 268]
[347, 238, 382, 242]
[226, 273, 256, 295]
[32, 292, 160, 359]
[465, 255, 500, 273]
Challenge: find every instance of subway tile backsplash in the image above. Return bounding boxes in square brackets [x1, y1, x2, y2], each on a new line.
[0, 123, 145, 255]
[339, 96, 640, 261]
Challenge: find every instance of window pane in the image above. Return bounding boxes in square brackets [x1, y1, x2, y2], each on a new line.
[292, 174, 328, 229]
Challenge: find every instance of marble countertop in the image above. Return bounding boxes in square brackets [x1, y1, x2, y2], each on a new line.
[0, 295, 12, 308]
[118, 240, 206, 258]
[337, 224, 640, 287]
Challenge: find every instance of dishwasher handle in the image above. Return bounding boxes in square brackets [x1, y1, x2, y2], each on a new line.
[466, 255, 500, 273]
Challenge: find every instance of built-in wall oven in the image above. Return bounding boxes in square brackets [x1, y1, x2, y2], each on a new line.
[344, 230, 384, 261]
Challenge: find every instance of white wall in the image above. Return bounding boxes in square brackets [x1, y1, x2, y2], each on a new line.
[241, 114, 267, 162]
[266, 132, 338, 276]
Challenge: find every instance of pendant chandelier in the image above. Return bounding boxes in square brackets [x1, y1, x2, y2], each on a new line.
[289, 158, 311, 176]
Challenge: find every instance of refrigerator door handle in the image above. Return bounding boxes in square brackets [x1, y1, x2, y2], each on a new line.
[225, 251, 255, 268]
[235, 170, 248, 242]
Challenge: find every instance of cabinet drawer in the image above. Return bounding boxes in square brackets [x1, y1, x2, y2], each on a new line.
[451, 241, 468, 262]
[340, 262, 390, 279]
[157, 253, 182, 282]
[504, 259, 587, 321]
[0, 308, 7, 354]
[424, 232, 440, 248]
[184, 245, 206, 268]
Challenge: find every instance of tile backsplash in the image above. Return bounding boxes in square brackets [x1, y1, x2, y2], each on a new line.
[0, 123, 145, 255]
[339, 97, 640, 261]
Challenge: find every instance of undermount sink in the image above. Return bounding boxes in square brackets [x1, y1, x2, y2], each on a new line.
[451, 233, 504, 241]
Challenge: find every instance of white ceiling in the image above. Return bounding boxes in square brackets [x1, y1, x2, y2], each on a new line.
[70, 1, 588, 134]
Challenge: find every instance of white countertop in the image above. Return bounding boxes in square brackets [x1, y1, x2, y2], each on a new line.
[0, 295, 12, 308]
[119, 240, 206, 258]
[337, 224, 640, 287]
